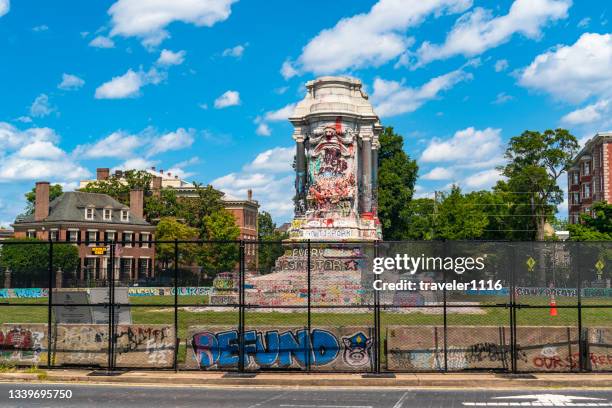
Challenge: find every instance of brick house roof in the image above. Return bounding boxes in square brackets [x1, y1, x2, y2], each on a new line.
[13, 191, 150, 226]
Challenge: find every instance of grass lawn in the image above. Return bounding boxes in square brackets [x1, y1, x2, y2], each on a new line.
[1, 295, 609, 364]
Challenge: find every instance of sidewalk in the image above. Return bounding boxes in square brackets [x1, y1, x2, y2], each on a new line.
[0, 370, 610, 388]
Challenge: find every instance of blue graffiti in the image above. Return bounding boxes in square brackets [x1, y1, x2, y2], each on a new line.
[192, 329, 342, 369]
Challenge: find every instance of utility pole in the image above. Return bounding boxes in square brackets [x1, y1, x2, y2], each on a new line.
[432, 191, 440, 240]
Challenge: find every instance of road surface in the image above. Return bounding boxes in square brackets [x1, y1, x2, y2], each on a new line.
[0, 383, 610, 407]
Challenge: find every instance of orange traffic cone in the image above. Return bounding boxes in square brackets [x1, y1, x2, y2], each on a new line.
[549, 299, 558, 316]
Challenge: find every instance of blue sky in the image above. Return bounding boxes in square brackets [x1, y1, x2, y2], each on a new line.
[0, 0, 610, 226]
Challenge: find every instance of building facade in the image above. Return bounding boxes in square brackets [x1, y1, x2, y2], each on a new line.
[80, 167, 260, 267]
[568, 132, 612, 223]
[12, 182, 155, 283]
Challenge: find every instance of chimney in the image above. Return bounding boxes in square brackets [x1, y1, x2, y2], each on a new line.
[247, 189, 253, 201]
[151, 166, 156, 171]
[130, 189, 144, 219]
[96, 168, 110, 181]
[152, 176, 162, 198]
[35, 181, 50, 221]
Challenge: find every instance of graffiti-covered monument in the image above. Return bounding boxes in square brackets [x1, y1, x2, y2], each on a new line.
[243, 77, 383, 308]
[289, 76, 382, 241]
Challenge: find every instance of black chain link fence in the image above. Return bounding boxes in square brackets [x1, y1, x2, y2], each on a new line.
[0, 239, 609, 373]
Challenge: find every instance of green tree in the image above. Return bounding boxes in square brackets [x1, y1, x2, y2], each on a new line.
[257, 211, 288, 273]
[499, 129, 579, 241]
[404, 198, 435, 240]
[155, 217, 200, 266]
[199, 210, 241, 272]
[24, 184, 63, 215]
[377, 127, 418, 240]
[180, 183, 225, 236]
[568, 202, 612, 240]
[145, 188, 183, 220]
[435, 186, 489, 240]
[80, 169, 153, 206]
[0, 239, 79, 285]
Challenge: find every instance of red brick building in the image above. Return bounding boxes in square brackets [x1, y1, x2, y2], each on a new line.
[568, 132, 612, 223]
[223, 189, 259, 268]
[12, 182, 155, 282]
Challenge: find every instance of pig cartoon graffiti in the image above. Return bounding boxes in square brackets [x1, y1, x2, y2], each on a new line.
[342, 332, 372, 368]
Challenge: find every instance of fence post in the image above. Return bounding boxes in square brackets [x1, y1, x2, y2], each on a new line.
[107, 240, 115, 371]
[577, 243, 584, 372]
[442, 241, 448, 373]
[238, 240, 245, 372]
[374, 240, 381, 374]
[47, 237, 53, 368]
[510, 243, 517, 374]
[174, 239, 179, 372]
[306, 239, 312, 372]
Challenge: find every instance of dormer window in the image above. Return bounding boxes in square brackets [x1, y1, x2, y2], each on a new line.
[103, 208, 112, 221]
[121, 210, 129, 222]
[85, 207, 95, 220]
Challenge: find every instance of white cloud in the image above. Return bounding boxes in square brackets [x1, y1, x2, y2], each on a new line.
[494, 59, 508, 72]
[492, 92, 513, 104]
[577, 17, 590, 28]
[421, 127, 503, 163]
[519, 33, 612, 103]
[89, 35, 115, 48]
[157, 49, 186, 66]
[244, 147, 294, 173]
[286, 0, 472, 76]
[58, 73, 85, 90]
[29, 94, 55, 117]
[0, 122, 89, 183]
[214, 90, 240, 108]
[212, 146, 295, 220]
[417, 0, 570, 65]
[113, 158, 156, 172]
[108, 0, 238, 47]
[280, 61, 298, 80]
[422, 167, 453, 180]
[462, 168, 503, 189]
[561, 99, 610, 125]
[255, 122, 271, 136]
[0, 0, 9, 17]
[146, 128, 194, 157]
[15, 116, 32, 123]
[74, 127, 195, 160]
[222, 44, 246, 58]
[75, 131, 145, 159]
[94, 68, 167, 99]
[17, 141, 64, 160]
[32, 24, 48, 32]
[264, 103, 296, 121]
[371, 68, 472, 117]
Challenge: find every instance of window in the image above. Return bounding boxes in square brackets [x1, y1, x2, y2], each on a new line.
[572, 172, 579, 185]
[123, 232, 133, 247]
[584, 207, 591, 214]
[105, 231, 116, 243]
[50, 229, 58, 241]
[571, 192, 580, 205]
[121, 210, 129, 222]
[583, 161, 591, 176]
[103, 208, 112, 221]
[141, 233, 150, 248]
[27, 229, 36, 239]
[85, 207, 95, 220]
[67, 230, 79, 242]
[138, 258, 150, 279]
[583, 183, 591, 199]
[87, 230, 98, 245]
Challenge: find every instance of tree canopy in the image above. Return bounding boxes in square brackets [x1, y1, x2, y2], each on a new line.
[377, 127, 418, 240]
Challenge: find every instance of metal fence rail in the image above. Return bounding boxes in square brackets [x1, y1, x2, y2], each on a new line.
[0, 239, 609, 373]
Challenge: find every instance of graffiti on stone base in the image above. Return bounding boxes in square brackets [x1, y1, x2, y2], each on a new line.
[191, 329, 371, 370]
[0, 326, 44, 363]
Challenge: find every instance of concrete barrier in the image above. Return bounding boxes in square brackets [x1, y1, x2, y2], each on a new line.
[185, 325, 374, 371]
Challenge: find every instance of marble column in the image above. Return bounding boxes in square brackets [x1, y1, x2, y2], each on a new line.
[362, 136, 372, 213]
[371, 145, 378, 212]
[295, 134, 306, 216]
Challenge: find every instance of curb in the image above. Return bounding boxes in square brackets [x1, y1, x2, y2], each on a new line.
[0, 371, 611, 388]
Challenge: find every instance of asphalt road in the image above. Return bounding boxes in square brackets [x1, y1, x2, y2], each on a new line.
[0, 383, 610, 408]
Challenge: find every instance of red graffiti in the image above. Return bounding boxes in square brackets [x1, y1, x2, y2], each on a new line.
[0, 328, 34, 350]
